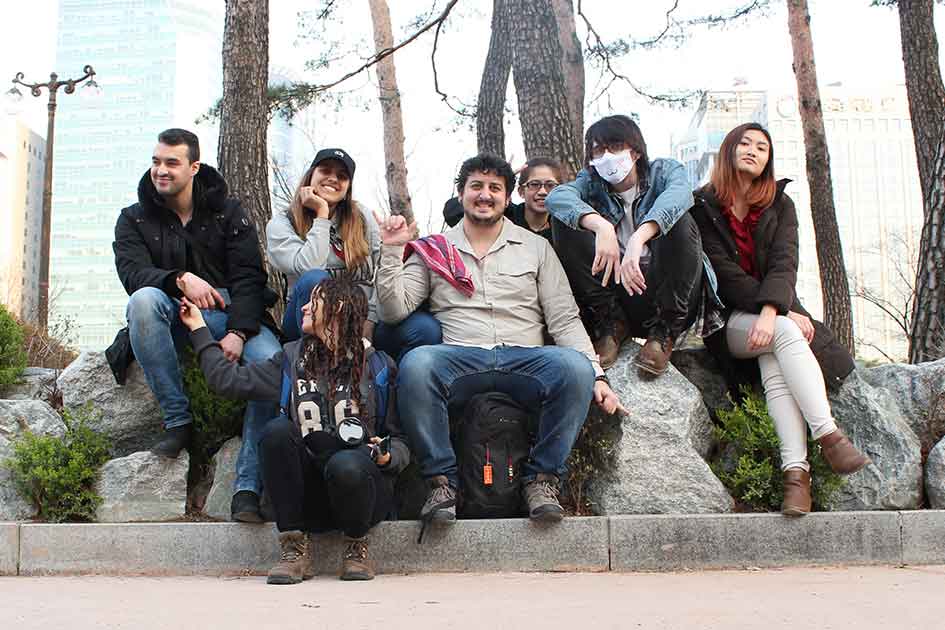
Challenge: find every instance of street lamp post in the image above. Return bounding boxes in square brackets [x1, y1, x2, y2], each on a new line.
[7, 65, 101, 330]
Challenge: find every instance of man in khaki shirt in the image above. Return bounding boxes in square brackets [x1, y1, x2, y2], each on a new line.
[374, 154, 624, 524]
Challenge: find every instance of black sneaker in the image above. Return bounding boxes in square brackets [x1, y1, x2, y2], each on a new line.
[231, 490, 264, 523]
[420, 475, 457, 523]
[150, 424, 192, 458]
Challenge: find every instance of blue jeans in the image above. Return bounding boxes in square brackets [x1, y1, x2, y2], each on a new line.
[397, 344, 595, 487]
[283, 269, 442, 360]
[126, 286, 281, 495]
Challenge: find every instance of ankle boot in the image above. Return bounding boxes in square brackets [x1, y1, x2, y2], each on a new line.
[150, 424, 192, 458]
[267, 531, 314, 585]
[781, 468, 811, 517]
[818, 428, 871, 475]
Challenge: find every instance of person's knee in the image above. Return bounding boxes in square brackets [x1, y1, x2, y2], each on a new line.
[398, 346, 442, 387]
[774, 316, 804, 343]
[295, 269, 329, 299]
[324, 449, 369, 489]
[546, 348, 595, 392]
[127, 287, 171, 323]
[259, 417, 297, 452]
[406, 312, 443, 346]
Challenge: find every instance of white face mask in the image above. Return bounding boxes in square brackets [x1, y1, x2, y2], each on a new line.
[590, 150, 635, 186]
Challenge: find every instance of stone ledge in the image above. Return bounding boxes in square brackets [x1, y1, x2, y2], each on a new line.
[0, 523, 17, 575]
[610, 512, 904, 571]
[900, 510, 945, 565]
[8, 511, 945, 576]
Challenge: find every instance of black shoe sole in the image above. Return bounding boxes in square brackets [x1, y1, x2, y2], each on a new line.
[232, 510, 265, 524]
[267, 574, 303, 585]
[633, 357, 668, 376]
[339, 571, 375, 581]
[529, 507, 564, 523]
[150, 446, 187, 459]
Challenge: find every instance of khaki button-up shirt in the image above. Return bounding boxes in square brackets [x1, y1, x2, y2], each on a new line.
[375, 218, 602, 375]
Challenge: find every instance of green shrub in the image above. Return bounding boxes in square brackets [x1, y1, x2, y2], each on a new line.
[711, 388, 844, 512]
[562, 411, 619, 515]
[5, 405, 111, 522]
[0, 303, 27, 387]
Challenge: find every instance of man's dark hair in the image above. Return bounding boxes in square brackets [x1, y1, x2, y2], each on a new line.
[584, 115, 649, 182]
[157, 128, 200, 163]
[518, 156, 563, 187]
[455, 153, 516, 195]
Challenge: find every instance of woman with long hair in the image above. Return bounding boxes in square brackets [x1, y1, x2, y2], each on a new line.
[180, 274, 408, 582]
[267, 148, 440, 358]
[691, 122, 870, 516]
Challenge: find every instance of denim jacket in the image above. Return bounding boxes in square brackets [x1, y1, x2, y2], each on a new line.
[545, 158, 724, 334]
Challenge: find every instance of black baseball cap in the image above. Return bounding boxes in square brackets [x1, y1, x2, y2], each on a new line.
[310, 148, 356, 178]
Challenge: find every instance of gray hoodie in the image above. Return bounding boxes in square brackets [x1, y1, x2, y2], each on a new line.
[266, 206, 381, 322]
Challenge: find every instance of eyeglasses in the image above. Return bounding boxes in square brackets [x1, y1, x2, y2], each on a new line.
[523, 180, 559, 192]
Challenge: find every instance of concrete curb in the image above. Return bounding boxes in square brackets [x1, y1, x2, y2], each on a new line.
[5, 511, 945, 576]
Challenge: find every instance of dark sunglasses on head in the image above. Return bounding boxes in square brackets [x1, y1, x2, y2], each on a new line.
[523, 180, 559, 192]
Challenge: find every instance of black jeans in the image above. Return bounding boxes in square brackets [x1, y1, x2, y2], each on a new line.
[552, 212, 704, 339]
[259, 418, 394, 537]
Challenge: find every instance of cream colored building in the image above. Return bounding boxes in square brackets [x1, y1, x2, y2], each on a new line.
[673, 84, 923, 360]
[0, 119, 45, 322]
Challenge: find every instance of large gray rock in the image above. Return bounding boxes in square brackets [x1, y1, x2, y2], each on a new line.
[586, 342, 733, 515]
[57, 351, 163, 457]
[0, 400, 66, 520]
[670, 348, 734, 421]
[859, 358, 945, 458]
[1, 367, 59, 403]
[828, 371, 923, 510]
[94, 451, 188, 522]
[926, 437, 945, 509]
[204, 436, 241, 520]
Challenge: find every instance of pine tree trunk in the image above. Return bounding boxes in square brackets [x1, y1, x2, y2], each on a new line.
[476, 0, 512, 157]
[368, 0, 413, 223]
[898, 0, 945, 363]
[551, 0, 585, 165]
[218, 0, 281, 305]
[786, 0, 854, 354]
[507, 0, 582, 181]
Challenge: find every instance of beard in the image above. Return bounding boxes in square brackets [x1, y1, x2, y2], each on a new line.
[463, 206, 504, 226]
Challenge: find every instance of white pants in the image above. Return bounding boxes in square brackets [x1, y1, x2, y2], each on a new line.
[726, 311, 838, 471]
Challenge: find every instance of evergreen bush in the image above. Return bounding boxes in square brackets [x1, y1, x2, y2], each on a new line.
[0, 303, 27, 387]
[711, 388, 844, 512]
[5, 405, 111, 522]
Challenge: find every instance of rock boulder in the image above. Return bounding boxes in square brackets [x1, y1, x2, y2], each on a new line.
[94, 451, 188, 522]
[0, 367, 59, 403]
[0, 400, 66, 520]
[925, 437, 945, 509]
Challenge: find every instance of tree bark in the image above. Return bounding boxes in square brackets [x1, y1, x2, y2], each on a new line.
[551, 0, 585, 165]
[786, 0, 855, 354]
[897, 0, 945, 363]
[476, 0, 512, 157]
[218, 0, 281, 305]
[368, 0, 413, 223]
[507, 0, 582, 181]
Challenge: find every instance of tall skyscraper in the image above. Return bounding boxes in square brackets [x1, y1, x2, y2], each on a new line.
[672, 84, 923, 360]
[50, 0, 223, 349]
[0, 119, 46, 321]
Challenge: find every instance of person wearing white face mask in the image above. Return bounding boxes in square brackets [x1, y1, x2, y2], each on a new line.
[545, 115, 724, 373]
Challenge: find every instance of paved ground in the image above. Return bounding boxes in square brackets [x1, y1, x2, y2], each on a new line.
[2, 565, 943, 629]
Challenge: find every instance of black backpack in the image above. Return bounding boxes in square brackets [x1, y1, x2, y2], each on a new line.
[457, 392, 532, 519]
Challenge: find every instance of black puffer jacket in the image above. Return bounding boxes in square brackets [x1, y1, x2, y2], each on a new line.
[691, 180, 854, 392]
[113, 164, 268, 334]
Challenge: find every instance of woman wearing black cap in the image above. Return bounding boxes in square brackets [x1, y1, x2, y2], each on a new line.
[267, 148, 441, 357]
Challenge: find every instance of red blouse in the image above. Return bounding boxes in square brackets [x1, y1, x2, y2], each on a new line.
[722, 205, 764, 280]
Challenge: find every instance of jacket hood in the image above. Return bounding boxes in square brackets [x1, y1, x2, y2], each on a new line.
[137, 163, 229, 215]
[696, 178, 792, 210]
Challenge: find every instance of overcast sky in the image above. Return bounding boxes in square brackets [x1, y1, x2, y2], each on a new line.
[3, 0, 943, 231]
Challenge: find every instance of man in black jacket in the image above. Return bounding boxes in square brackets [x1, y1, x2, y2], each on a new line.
[112, 128, 281, 522]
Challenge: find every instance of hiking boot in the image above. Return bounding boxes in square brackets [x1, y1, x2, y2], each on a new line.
[594, 335, 620, 370]
[634, 328, 675, 376]
[523, 473, 564, 523]
[340, 536, 374, 581]
[781, 468, 812, 517]
[150, 424, 192, 458]
[420, 475, 457, 523]
[267, 531, 314, 585]
[818, 428, 871, 475]
[231, 490, 264, 523]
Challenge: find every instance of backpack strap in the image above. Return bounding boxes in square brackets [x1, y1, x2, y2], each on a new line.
[279, 353, 293, 415]
[365, 347, 393, 436]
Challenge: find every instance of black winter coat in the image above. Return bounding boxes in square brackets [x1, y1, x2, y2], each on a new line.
[691, 180, 854, 392]
[113, 165, 269, 334]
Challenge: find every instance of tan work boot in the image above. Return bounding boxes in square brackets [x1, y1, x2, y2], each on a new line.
[523, 473, 564, 522]
[594, 335, 620, 370]
[634, 332, 675, 376]
[340, 536, 375, 581]
[781, 468, 812, 517]
[818, 428, 871, 475]
[267, 531, 314, 585]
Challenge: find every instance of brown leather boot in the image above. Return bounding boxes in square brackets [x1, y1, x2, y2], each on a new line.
[340, 536, 374, 581]
[267, 531, 314, 585]
[634, 332, 674, 376]
[594, 335, 620, 369]
[818, 428, 871, 475]
[781, 468, 811, 517]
